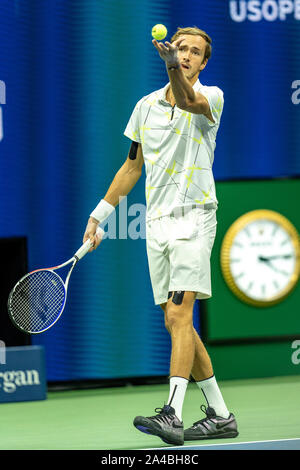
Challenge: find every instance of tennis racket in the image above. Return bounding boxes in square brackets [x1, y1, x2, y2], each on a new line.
[7, 228, 104, 335]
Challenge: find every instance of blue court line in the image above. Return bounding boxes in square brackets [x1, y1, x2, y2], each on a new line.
[143, 438, 300, 451]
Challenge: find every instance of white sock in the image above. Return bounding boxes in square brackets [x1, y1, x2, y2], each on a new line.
[196, 375, 230, 419]
[167, 376, 189, 422]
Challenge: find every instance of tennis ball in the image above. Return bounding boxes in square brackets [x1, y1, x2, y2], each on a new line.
[152, 24, 167, 41]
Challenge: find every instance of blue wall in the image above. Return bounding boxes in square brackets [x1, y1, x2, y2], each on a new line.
[1, 0, 299, 380]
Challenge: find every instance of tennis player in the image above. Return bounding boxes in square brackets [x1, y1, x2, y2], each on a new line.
[83, 26, 238, 446]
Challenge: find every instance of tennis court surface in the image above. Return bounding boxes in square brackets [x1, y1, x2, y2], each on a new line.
[0, 375, 299, 450]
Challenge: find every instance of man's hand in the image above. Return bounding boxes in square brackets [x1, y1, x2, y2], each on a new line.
[83, 217, 104, 252]
[152, 38, 184, 67]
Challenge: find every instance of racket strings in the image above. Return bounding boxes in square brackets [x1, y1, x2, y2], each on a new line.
[9, 270, 66, 333]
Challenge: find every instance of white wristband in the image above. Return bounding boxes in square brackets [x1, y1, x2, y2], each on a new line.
[90, 199, 115, 224]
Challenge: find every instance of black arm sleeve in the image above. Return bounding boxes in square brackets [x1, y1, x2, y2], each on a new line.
[129, 141, 139, 160]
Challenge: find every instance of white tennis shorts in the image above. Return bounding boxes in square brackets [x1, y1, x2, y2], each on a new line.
[146, 206, 217, 305]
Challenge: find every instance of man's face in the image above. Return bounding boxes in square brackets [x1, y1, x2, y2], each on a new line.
[176, 35, 208, 80]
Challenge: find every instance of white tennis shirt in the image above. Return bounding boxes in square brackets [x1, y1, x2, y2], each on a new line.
[124, 79, 224, 221]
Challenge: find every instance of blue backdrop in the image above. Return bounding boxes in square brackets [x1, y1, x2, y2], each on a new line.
[1, 0, 299, 381]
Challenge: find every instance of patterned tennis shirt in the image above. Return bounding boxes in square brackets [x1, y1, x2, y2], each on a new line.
[124, 79, 224, 221]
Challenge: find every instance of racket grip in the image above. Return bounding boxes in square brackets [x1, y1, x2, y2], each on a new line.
[75, 227, 105, 260]
[75, 239, 92, 260]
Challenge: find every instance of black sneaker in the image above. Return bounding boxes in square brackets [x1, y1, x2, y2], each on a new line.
[133, 404, 184, 446]
[184, 405, 239, 441]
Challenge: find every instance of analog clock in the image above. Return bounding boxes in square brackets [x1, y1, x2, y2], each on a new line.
[220, 210, 300, 307]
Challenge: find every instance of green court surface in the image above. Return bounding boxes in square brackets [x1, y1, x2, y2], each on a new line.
[0, 375, 299, 450]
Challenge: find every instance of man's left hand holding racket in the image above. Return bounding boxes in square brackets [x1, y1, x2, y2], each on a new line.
[83, 216, 105, 252]
[7, 199, 115, 335]
[8, 143, 144, 335]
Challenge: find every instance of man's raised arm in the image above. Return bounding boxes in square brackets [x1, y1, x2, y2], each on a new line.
[152, 38, 214, 122]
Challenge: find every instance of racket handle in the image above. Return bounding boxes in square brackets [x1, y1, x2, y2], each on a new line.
[75, 227, 105, 260]
[75, 239, 92, 260]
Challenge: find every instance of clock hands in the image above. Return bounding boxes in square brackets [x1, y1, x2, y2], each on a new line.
[258, 254, 292, 276]
[258, 254, 293, 262]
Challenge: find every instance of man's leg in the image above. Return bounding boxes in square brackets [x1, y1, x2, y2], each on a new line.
[162, 296, 215, 422]
[133, 292, 196, 446]
[190, 328, 214, 381]
[150, 294, 197, 422]
[163, 292, 196, 423]
[162, 302, 213, 382]
[190, 329, 230, 419]
[162, 299, 236, 432]
[166, 291, 196, 379]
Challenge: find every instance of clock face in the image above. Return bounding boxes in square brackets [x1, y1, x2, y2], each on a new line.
[221, 210, 300, 307]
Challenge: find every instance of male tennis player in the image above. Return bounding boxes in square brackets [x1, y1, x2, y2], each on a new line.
[83, 26, 238, 446]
